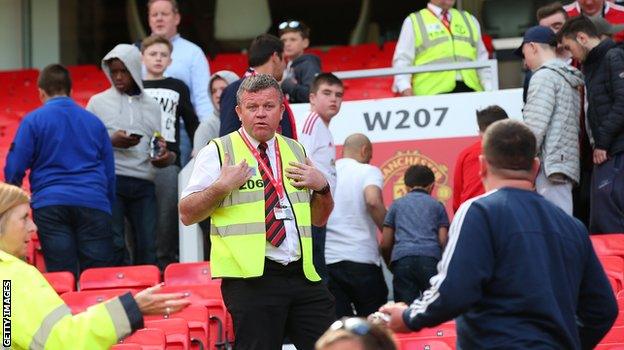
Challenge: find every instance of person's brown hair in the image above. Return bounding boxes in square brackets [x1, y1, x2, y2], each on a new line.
[0, 183, 30, 234]
[558, 15, 600, 42]
[37, 64, 71, 96]
[278, 20, 311, 39]
[141, 35, 173, 54]
[310, 73, 343, 94]
[536, 2, 568, 21]
[476, 105, 508, 132]
[482, 120, 536, 172]
[147, 0, 178, 13]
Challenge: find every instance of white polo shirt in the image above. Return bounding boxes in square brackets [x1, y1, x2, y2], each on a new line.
[181, 128, 301, 265]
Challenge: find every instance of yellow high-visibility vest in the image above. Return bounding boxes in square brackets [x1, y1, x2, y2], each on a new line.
[210, 131, 319, 281]
[410, 8, 484, 95]
[1, 250, 131, 349]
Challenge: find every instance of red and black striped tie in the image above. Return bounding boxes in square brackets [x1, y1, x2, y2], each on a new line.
[258, 142, 287, 246]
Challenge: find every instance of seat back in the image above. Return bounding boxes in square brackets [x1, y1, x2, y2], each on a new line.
[398, 339, 453, 350]
[79, 265, 160, 291]
[43, 271, 76, 294]
[122, 328, 167, 350]
[144, 318, 190, 350]
[592, 235, 624, 257]
[60, 289, 134, 314]
[603, 327, 624, 344]
[157, 284, 231, 348]
[145, 305, 209, 350]
[164, 261, 213, 286]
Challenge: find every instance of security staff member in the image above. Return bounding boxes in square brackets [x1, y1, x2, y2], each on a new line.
[180, 74, 335, 350]
[0, 183, 189, 350]
[392, 0, 491, 96]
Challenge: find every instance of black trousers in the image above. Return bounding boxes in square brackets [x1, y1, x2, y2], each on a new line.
[327, 261, 388, 318]
[221, 259, 336, 350]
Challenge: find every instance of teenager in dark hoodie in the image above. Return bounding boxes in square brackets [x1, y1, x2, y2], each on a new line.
[279, 20, 321, 103]
[87, 44, 175, 265]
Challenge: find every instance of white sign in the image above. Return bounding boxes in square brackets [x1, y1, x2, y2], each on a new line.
[290, 89, 524, 145]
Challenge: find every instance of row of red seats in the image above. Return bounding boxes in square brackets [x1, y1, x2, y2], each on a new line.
[591, 234, 624, 349]
[42, 262, 231, 349]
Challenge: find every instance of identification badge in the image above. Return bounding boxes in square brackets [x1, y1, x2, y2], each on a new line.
[274, 206, 294, 220]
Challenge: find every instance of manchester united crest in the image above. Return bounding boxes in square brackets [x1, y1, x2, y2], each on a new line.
[380, 150, 451, 204]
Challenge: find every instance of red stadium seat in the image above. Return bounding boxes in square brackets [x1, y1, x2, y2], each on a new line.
[122, 328, 166, 350]
[156, 283, 231, 348]
[61, 289, 135, 314]
[596, 344, 624, 349]
[145, 305, 209, 350]
[410, 323, 456, 339]
[43, 271, 76, 294]
[110, 344, 142, 350]
[591, 234, 624, 256]
[164, 261, 213, 286]
[600, 255, 624, 291]
[609, 276, 621, 294]
[79, 265, 160, 291]
[144, 318, 190, 350]
[603, 326, 624, 344]
[397, 339, 453, 350]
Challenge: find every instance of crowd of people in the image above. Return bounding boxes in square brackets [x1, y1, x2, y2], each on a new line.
[2, 0, 624, 349]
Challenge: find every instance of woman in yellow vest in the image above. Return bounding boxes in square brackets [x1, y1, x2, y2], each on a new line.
[392, 0, 492, 96]
[0, 183, 190, 350]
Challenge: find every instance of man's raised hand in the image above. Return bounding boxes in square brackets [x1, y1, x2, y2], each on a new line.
[216, 153, 254, 192]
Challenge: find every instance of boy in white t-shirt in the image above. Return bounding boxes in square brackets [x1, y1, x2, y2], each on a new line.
[325, 134, 389, 318]
[299, 73, 344, 281]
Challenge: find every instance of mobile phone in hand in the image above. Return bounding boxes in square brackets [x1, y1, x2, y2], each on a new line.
[129, 133, 143, 139]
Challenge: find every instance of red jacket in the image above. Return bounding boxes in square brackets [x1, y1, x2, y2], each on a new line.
[452, 139, 485, 212]
[565, 1, 624, 42]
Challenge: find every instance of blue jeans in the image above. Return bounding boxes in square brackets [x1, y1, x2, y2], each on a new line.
[391, 255, 439, 304]
[327, 261, 388, 318]
[312, 225, 327, 282]
[113, 176, 158, 265]
[33, 205, 116, 278]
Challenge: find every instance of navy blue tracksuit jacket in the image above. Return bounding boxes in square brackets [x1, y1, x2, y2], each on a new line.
[403, 187, 617, 349]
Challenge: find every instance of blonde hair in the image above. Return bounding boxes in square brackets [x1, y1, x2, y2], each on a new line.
[0, 183, 30, 234]
[315, 319, 397, 350]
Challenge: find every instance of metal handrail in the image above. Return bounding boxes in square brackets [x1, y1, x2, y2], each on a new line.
[333, 59, 499, 90]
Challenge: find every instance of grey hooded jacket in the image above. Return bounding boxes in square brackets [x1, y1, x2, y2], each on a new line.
[523, 59, 584, 184]
[87, 44, 162, 181]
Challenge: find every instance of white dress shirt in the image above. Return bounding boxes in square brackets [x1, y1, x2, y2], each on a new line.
[392, 3, 492, 93]
[181, 128, 302, 265]
[164, 34, 213, 121]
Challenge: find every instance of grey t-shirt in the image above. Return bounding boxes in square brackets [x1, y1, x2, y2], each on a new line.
[384, 189, 449, 262]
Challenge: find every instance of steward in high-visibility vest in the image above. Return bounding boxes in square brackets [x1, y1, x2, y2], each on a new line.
[1, 249, 141, 350]
[209, 131, 320, 282]
[409, 7, 484, 95]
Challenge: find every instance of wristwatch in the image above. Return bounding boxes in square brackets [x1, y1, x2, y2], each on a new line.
[315, 183, 330, 195]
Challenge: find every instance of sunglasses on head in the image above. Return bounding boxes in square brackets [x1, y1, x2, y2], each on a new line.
[279, 21, 301, 30]
[329, 318, 372, 336]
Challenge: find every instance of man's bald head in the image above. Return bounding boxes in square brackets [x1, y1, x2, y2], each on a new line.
[343, 133, 373, 164]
